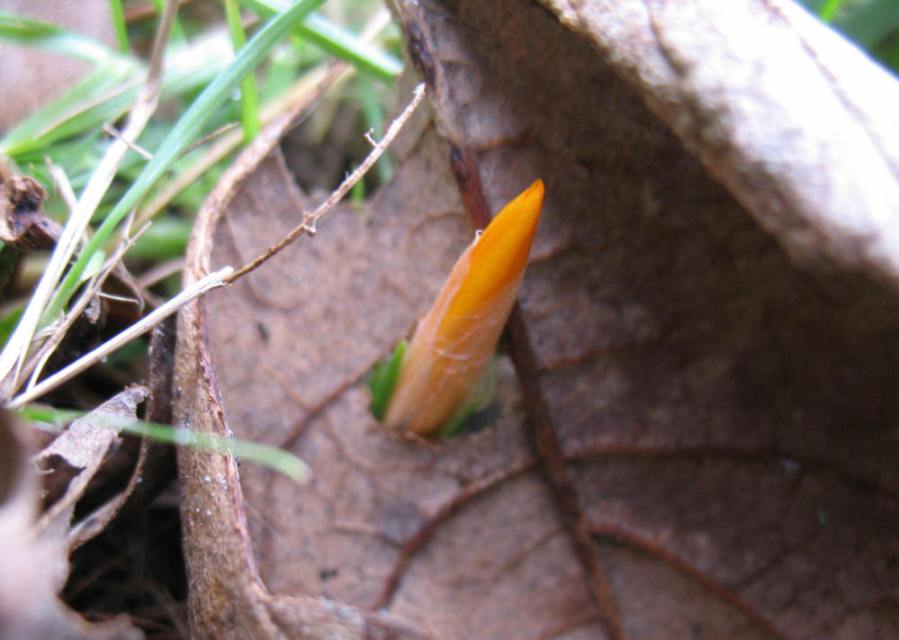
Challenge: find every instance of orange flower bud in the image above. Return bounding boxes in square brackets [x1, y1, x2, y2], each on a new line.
[384, 179, 545, 436]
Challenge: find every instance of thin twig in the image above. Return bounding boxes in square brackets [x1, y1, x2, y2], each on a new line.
[0, 0, 180, 397]
[224, 82, 427, 284]
[103, 124, 154, 160]
[7, 266, 233, 410]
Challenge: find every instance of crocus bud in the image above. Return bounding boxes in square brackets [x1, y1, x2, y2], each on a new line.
[383, 179, 545, 436]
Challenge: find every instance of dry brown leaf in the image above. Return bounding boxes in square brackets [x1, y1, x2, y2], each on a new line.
[0, 164, 60, 251]
[175, 1, 899, 638]
[174, 102, 435, 639]
[0, 410, 143, 640]
[540, 0, 899, 281]
[35, 385, 148, 553]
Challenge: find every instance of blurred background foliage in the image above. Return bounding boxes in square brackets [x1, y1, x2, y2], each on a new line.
[801, 0, 899, 72]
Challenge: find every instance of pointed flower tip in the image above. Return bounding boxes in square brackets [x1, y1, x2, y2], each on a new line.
[515, 177, 544, 244]
[381, 179, 546, 437]
[487, 178, 544, 239]
[526, 178, 545, 201]
[464, 178, 545, 308]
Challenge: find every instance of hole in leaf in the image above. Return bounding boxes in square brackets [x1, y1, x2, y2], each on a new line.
[367, 343, 506, 440]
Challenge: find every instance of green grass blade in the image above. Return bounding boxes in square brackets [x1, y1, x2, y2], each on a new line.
[224, 0, 261, 142]
[108, 0, 130, 53]
[0, 10, 122, 64]
[20, 404, 310, 482]
[0, 62, 137, 156]
[0, 33, 233, 158]
[300, 12, 402, 79]
[240, 0, 402, 80]
[44, 0, 325, 323]
[128, 215, 191, 259]
[0, 304, 24, 351]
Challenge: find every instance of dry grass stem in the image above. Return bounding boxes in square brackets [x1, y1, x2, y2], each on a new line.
[97, 292, 142, 305]
[2, 3, 401, 407]
[225, 82, 427, 284]
[47, 162, 78, 213]
[7, 266, 234, 409]
[360, 7, 393, 41]
[103, 124, 155, 160]
[0, 0, 180, 396]
[21, 223, 153, 393]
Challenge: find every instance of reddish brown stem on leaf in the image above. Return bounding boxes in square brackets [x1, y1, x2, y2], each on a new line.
[371, 462, 532, 611]
[506, 308, 624, 640]
[449, 145, 492, 229]
[591, 523, 788, 640]
[447, 137, 624, 639]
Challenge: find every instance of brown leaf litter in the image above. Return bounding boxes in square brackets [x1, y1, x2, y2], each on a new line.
[1, 391, 146, 639]
[0, 164, 60, 252]
[168, 0, 899, 638]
